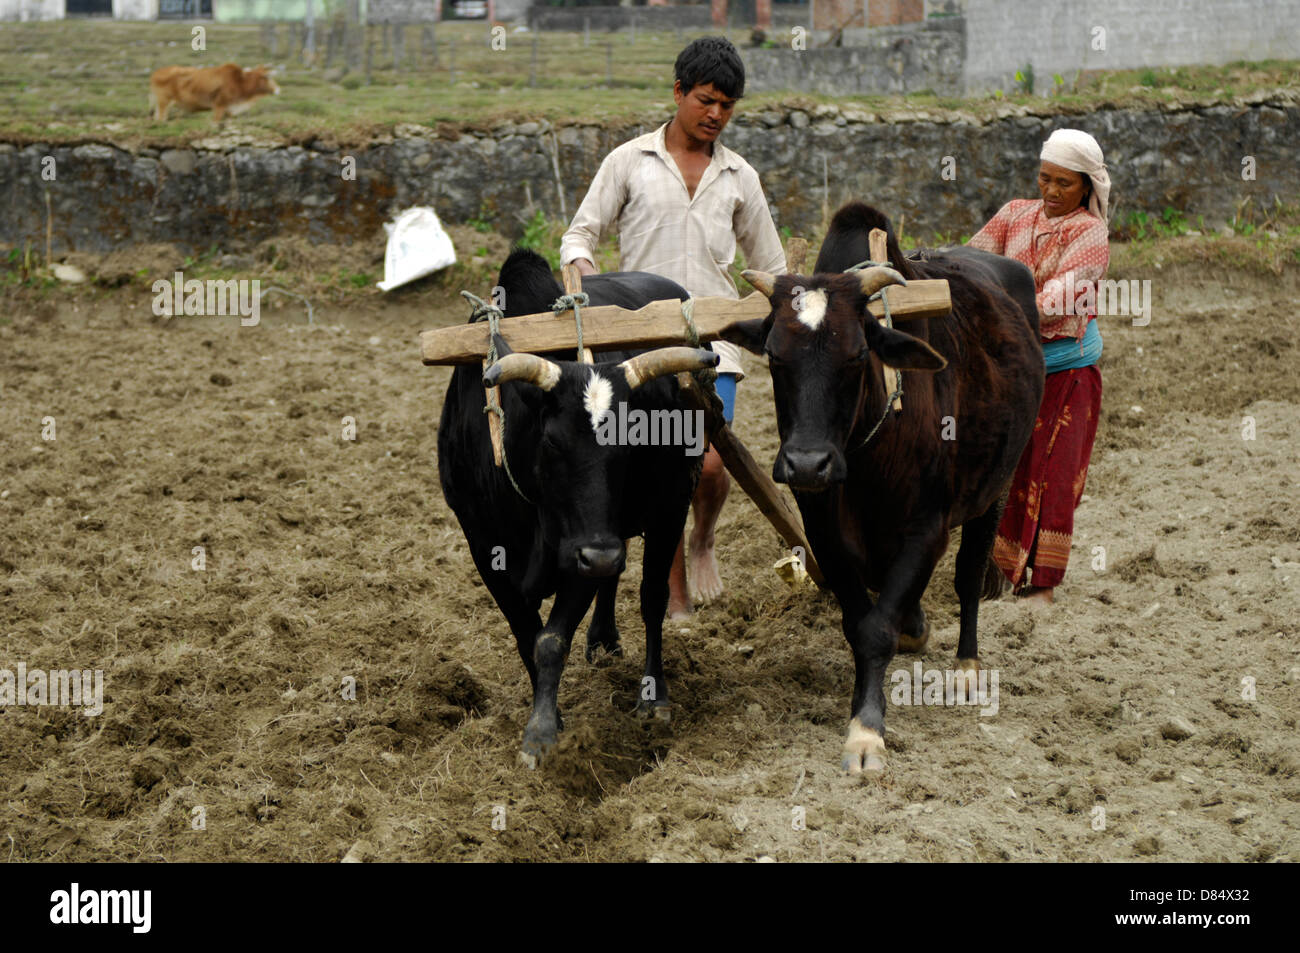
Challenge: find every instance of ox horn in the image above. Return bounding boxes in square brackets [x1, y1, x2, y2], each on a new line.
[857, 265, 908, 298]
[619, 347, 720, 389]
[483, 353, 562, 391]
[741, 270, 777, 298]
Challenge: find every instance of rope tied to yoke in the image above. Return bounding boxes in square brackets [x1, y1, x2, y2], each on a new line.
[551, 292, 589, 357]
[461, 290, 534, 504]
[845, 259, 905, 452]
[679, 296, 721, 418]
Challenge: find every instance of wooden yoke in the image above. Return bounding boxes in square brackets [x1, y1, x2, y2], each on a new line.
[868, 228, 904, 413]
[419, 282, 949, 365]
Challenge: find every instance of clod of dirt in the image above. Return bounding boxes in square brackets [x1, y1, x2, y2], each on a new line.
[129, 749, 174, 791]
[1132, 835, 1162, 856]
[1053, 783, 1094, 814]
[994, 613, 1036, 648]
[248, 796, 282, 823]
[417, 658, 490, 716]
[1114, 546, 1168, 582]
[148, 718, 193, 749]
[1114, 738, 1142, 764]
[1160, 717, 1196, 741]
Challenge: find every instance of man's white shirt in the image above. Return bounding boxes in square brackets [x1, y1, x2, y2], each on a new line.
[560, 122, 787, 379]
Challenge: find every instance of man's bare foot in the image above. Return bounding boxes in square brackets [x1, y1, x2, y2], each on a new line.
[687, 538, 724, 605]
[684, 446, 729, 606]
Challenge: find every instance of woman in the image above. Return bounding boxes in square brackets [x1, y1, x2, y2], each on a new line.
[967, 129, 1111, 605]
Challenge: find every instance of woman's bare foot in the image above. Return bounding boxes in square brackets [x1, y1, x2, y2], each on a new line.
[1017, 585, 1055, 606]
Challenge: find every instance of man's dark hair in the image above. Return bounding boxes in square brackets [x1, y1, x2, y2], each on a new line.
[674, 37, 745, 99]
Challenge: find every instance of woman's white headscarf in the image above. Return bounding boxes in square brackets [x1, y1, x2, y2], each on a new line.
[1040, 129, 1110, 223]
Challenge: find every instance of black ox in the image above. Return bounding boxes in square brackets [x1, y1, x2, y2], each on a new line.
[724, 202, 1046, 773]
[438, 249, 718, 765]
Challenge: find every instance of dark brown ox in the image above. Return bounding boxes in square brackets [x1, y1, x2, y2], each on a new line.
[724, 202, 1045, 773]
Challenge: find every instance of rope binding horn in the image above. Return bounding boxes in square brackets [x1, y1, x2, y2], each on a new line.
[461, 289, 534, 504]
[844, 259, 905, 452]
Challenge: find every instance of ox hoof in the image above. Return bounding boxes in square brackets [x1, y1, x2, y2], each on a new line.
[636, 699, 673, 724]
[841, 719, 887, 775]
[949, 658, 982, 704]
[520, 736, 556, 769]
[585, 640, 623, 664]
[897, 620, 931, 654]
[521, 715, 559, 767]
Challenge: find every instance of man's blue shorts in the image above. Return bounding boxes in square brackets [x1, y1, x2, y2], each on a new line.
[715, 372, 737, 423]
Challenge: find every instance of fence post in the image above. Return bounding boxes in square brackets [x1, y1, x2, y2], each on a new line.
[346, 0, 361, 73]
[364, 25, 373, 85]
[304, 0, 316, 66]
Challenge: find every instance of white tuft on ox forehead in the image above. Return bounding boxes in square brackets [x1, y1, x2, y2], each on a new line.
[796, 289, 829, 329]
[583, 371, 614, 433]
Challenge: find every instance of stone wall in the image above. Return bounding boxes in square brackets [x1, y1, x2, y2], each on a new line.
[2, 95, 1294, 254]
[813, 0, 922, 30]
[743, 16, 963, 95]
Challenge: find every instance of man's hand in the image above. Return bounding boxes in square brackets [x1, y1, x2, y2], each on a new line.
[574, 258, 598, 277]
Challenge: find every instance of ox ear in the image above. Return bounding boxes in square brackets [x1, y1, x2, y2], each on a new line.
[720, 318, 769, 355]
[863, 321, 947, 372]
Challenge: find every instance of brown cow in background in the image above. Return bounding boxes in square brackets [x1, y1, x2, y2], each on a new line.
[149, 63, 280, 122]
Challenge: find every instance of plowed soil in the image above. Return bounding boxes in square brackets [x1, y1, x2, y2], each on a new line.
[1, 260, 1297, 862]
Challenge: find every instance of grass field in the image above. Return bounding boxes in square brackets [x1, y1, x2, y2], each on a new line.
[0, 20, 1296, 146]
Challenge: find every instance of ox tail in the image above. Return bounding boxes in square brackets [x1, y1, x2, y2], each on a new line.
[981, 557, 1009, 600]
[980, 488, 1012, 600]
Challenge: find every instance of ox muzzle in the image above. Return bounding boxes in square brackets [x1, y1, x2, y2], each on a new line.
[566, 537, 627, 578]
[773, 442, 848, 492]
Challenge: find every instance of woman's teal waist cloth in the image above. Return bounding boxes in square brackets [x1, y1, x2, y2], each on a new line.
[1043, 318, 1103, 374]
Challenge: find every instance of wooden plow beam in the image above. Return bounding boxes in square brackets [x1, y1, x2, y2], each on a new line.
[422, 254, 953, 593]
